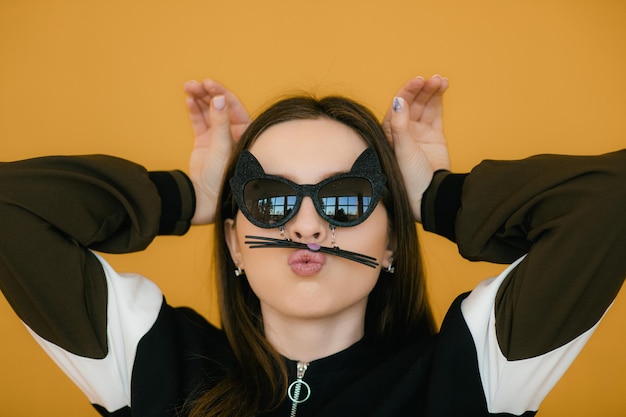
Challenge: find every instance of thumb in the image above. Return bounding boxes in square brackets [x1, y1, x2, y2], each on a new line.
[209, 95, 233, 146]
[388, 96, 412, 151]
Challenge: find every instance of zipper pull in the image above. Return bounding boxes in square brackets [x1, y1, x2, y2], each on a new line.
[288, 361, 311, 417]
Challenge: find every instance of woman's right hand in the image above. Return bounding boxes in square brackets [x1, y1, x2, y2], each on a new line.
[184, 79, 251, 225]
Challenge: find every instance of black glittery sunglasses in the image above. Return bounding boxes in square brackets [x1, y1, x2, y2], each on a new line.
[229, 148, 386, 229]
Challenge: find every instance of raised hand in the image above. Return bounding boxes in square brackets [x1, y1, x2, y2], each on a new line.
[382, 75, 451, 222]
[184, 79, 251, 224]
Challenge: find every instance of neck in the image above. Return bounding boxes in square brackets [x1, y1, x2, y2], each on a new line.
[261, 303, 367, 363]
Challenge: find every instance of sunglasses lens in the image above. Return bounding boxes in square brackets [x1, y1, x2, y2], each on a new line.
[319, 178, 373, 225]
[242, 177, 376, 227]
[243, 179, 296, 226]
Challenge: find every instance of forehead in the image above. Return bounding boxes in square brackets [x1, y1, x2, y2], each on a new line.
[248, 118, 368, 183]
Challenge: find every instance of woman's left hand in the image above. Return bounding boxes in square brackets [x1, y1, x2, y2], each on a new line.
[382, 75, 451, 222]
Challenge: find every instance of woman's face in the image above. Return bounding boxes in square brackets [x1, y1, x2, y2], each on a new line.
[225, 118, 393, 325]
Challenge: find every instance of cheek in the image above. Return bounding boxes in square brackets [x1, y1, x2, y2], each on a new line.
[339, 205, 392, 260]
[234, 213, 288, 270]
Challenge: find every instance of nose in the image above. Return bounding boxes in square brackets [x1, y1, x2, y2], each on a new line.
[288, 197, 328, 242]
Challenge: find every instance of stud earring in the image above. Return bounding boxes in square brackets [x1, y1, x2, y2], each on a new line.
[234, 263, 244, 277]
[385, 257, 395, 274]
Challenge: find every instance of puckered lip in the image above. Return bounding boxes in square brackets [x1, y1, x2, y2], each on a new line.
[287, 249, 326, 276]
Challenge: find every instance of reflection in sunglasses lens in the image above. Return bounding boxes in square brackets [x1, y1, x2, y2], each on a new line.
[245, 179, 296, 226]
[244, 178, 373, 226]
[319, 179, 372, 224]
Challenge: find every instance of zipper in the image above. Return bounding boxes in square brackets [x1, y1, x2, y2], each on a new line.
[288, 361, 311, 417]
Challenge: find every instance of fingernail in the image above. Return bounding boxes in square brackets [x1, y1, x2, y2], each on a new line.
[393, 96, 405, 112]
[213, 95, 225, 110]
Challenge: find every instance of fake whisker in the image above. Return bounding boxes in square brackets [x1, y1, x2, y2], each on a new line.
[244, 236, 378, 262]
[244, 235, 379, 269]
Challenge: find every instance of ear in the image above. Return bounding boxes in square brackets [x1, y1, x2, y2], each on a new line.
[224, 218, 244, 269]
[381, 248, 395, 270]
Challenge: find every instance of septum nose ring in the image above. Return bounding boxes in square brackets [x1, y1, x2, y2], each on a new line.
[279, 224, 339, 249]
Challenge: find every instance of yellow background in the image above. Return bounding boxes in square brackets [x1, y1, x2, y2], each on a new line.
[1, 0, 625, 415]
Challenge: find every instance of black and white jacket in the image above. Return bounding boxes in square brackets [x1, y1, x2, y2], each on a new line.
[1, 150, 624, 416]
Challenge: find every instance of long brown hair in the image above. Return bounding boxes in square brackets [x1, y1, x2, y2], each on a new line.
[187, 95, 435, 416]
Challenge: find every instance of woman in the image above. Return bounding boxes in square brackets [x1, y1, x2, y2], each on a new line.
[0, 76, 624, 417]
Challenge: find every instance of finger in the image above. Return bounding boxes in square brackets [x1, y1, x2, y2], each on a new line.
[184, 80, 213, 130]
[184, 80, 212, 105]
[409, 75, 445, 122]
[183, 80, 200, 96]
[203, 79, 251, 126]
[398, 76, 426, 95]
[393, 76, 426, 105]
[382, 76, 425, 141]
[418, 76, 449, 127]
[201, 79, 230, 96]
[186, 96, 209, 136]
[386, 76, 433, 127]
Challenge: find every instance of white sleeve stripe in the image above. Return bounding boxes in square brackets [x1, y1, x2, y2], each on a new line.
[461, 256, 604, 415]
[26, 252, 163, 412]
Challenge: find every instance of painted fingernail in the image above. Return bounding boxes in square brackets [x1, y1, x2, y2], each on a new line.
[213, 95, 226, 110]
[393, 96, 405, 112]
